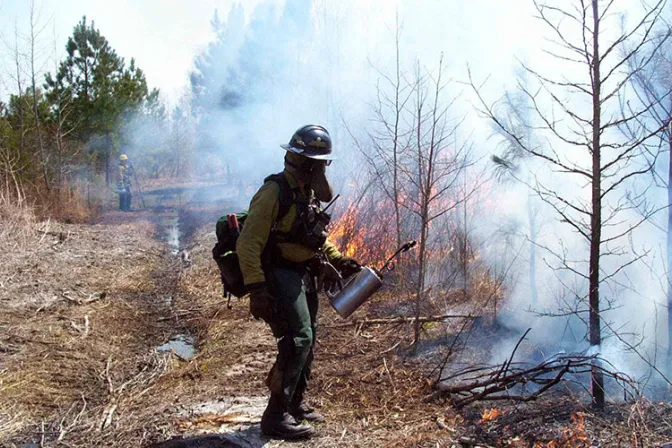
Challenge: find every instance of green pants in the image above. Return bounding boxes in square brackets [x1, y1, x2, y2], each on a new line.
[266, 266, 318, 407]
[119, 186, 132, 211]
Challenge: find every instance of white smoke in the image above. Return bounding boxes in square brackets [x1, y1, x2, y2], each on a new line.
[169, 0, 672, 390]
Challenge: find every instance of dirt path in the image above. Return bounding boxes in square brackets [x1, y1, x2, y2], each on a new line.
[0, 184, 221, 447]
[0, 210, 172, 444]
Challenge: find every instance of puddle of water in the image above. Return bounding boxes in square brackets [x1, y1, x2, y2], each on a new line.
[157, 335, 196, 360]
[168, 222, 180, 255]
[157, 214, 181, 255]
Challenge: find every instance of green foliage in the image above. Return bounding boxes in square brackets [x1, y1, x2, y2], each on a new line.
[1, 88, 51, 173]
[42, 16, 159, 183]
[45, 16, 151, 140]
[0, 12, 187, 213]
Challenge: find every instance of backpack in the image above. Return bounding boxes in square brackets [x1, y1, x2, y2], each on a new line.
[212, 173, 294, 298]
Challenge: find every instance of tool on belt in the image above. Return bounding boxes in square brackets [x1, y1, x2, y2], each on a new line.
[322, 240, 417, 318]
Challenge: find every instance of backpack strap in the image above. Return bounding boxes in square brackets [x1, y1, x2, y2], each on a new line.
[264, 172, 294, 224]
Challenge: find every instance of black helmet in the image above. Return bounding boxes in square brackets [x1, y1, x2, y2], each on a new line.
[280, 125, 334, 160]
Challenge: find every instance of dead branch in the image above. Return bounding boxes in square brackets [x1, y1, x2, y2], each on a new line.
[427, 352, 637, 408]
[324, 314, 480, 328]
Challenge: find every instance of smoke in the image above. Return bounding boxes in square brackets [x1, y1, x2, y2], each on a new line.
[173, 0, 672, 393]
[184, 0, 541, 188]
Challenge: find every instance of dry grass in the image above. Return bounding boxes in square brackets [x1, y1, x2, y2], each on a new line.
[3, 190, 672, 447]
[0, 215, 175, 445]
[44, 180, 104, 223]
[0, 193, 38, 251]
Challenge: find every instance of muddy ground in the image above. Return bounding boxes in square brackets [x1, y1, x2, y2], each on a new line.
[2, 182, 672, 447]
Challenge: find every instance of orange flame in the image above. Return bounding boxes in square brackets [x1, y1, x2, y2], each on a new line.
[481, 408, 504, 422]
[329, 198, 398, 267]
[534, 413, 589, 448]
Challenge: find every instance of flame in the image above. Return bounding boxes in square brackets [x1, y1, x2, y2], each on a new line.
[534, 413, 589, 448]
[329, 167, 496, 275]
[481, 408, 504, 422]
[329, 198, 398, 267]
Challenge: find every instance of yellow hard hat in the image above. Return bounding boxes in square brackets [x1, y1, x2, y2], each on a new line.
[120, 154, 129, 161]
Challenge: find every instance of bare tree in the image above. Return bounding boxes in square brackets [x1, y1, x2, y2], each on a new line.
[471, 0, 670, 408]
[47, 23, 78, 199]
[623, 27, 672, 361]
[491, 71, 541, 306]
[358, 14, 414, 250]
[350, 48, 475, 350]
[168, 96, 194, 178]
[5, 21, 27, 171]
[28, 0, 49, 192]
[405, 56, 473, 350]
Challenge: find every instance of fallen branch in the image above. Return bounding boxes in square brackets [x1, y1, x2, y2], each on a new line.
[425, 329, 638, 407]
[324, 314, 480, 328]
[427, 351, 637, 408]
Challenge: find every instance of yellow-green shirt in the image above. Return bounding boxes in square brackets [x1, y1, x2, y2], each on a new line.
[237, 170, 343, 285]
[119, 163, 132, 184]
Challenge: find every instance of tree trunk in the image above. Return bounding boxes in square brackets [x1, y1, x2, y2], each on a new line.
[463, 170, 469, 301]
[414, 212, 429, 350]
[413, 84, 426, 352]
[55, 103, 65, 200]
[30, 2, 50, 193]
[589, 0, 605, 410]
[104, 133, 114, 185]
[13, 26, 25, 178]
[528, 194, 538, 306]
[393, 18, 402, 250]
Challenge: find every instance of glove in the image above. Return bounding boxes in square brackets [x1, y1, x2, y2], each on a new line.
[247, 282, 275, 323]
[247, 282, 287, 337]
[321, 262, 344, 296]
[334, 256, 362, 279]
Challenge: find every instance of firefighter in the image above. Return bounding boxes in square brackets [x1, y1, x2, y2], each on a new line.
[237, 125, 362, 439]
[118, 154, 133, 211]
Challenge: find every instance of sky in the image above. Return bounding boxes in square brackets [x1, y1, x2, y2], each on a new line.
[0, 0, 259, 103]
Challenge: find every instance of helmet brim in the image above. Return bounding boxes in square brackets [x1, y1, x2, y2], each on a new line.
[280, 144, 336, 161]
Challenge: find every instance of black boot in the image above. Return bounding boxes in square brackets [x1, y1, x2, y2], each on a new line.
[289, 391, 325, 423]
[290, 402, 325, 423]
[261, 394, 314, 440]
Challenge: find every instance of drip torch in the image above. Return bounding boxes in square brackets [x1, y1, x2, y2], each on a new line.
[325, 240, 417, 318]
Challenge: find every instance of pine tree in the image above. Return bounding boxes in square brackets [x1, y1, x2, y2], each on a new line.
[45, 16, 156, 183]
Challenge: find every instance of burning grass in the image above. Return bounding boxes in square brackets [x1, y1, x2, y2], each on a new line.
[482, 408, 505, 422]
[329, 198, 398, 267]
[535, 412, 589, 448]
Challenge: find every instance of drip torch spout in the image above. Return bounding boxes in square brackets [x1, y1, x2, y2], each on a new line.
[322, 194, 340, 213]
[379, 240, 417, 272]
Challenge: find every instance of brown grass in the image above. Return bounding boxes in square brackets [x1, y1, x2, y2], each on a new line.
[4, 194, 672, 447]
[0, 215, 174, 445]
[0, 193, 38, 251]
